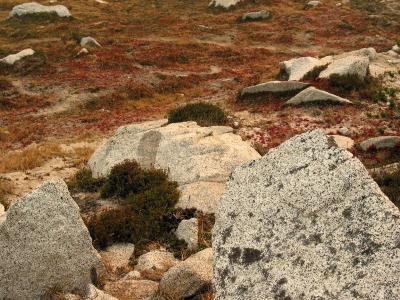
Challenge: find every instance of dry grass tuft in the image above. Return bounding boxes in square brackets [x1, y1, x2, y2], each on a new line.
[0, 142, 66, 173]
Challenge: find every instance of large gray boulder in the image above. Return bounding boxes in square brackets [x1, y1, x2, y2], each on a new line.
[213, 130, 400, 299]
[88, 120, 260, 213]
[0, 179, 102, 300]
[285, 87, 352, 105]
[209, 0, 241, 9]
[9, 2, 71, 18]
[240, 81, 309, 97]
[319, 55, 370, 79]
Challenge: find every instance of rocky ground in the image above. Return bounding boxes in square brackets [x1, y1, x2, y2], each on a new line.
[0, 0, 400, 299]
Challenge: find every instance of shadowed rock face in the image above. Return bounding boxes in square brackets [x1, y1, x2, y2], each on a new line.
[213, 130, 400, 300]
[0, 179, 102, 300]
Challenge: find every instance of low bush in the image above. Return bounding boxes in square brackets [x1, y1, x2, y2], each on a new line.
[168, 102, 227, 126]
[68, 168, 105, 193]
[77, 160, 187, 254]
[303, 64, 328, 81]
[329, 73, 368, 91]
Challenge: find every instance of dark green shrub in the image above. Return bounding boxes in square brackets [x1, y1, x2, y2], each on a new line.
[329, 73, 367, 91]
[373, 166, 400, 209]
[168, 102, 227, 126]
[100, 160, 168, 198]
[68, 168, 105, 193]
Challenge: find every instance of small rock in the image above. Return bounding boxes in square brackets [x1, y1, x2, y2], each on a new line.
[9, 2, 71, 18]
[388, 50, 399, 57]
[86, 284, 118, 300]
[135, 250, 178, 280]
[209, 0, 241, 9]
[359, 136, 400, 151]
[330, 135, 355, 149]
[159, 248, 213, 299]
[77, 48, 89, 56]
[80, 37, 102, 48]
[232, 121, 240, 129]
[100, 243, 134, 273]
[285, 87, 352, 106]
[338, 127, 351, 136]
[0, 49, 35, 65]
[176, 218, 199, 250]
[240, 81, 310, 97]
[104, 279, 158, 300]
[305, 1, 321, 8]
[123, 270, 141, 280]
[392, 45, 400, 54]
[240, 10, 271, 22]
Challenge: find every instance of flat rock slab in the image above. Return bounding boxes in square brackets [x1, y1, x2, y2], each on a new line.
[213, 130, 400, 299]
[280, 56, 324, 81]
[9, 2, 71, 18]
[0, 49, 35, 65]
[285, 87, 352, 105]
[240, 10, 271, 22]
[359, 136, 400, 151]
[89, 120, 260, 213]
[0, 179, 102, 299]
[240, 81, 310, 97]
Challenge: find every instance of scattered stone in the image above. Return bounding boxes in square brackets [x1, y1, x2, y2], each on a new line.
[280, 57, 325, 81]
[330, 135, 355, 149]
[359, 136, 400, 151]
[213, 130, 400, 299]
[176, 218, 199, 250]
[77, 48, 89, 56]
[369, 162, 400, 178]
[86, 284, 118, 300]
[123, 270, 142, 280]
[305, 1, 321, 8]
[104, 279, 158, 300]
[80, 37, 102, 48]
[0, 49, 35, 65]
[89, 120, 260, 213]
[209, 0, 241, 9]
[0, 179, 102, 299]
[240, 10, 271, 22]
[9, 2, 71, 18]
[100, 243, 135, 273]
[240, 81, 310, 97]
[319, 55, 370, 79]
[135, 250, 178, 280]
[285, 87, 352, 106]
[392, 45, 400, 54]
[159, 248, 213, 299]
[338, 126, 351, 136]
[233, 121, 240, 129]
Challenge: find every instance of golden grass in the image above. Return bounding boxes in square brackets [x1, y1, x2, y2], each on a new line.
[0, 142, 65, 173]
[0, 178, 14, 209]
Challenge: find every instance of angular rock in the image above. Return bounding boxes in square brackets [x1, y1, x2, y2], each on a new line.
[0, 179, 102, 299]
[123, 270, 142, 280]
[240, 10, 271, 22]
[240, 81, 310, 97]
[81, 37, 102, 48]
[338, 126, 351, 136]
[319, 55, 370, 79]
[213, 130, 400, 299]
[392, 45, 400, 54]
[89, 120, 260, 213]
[306, 0, 321, 8]
[209, 0, 241, 9]
[85, 284, 118, 300]
[176, 218, 199, 250]
[330, 135, 355, 150]
[285, 87, 352, 106]
[159, 248, 213, 299]
[100, 243, 135, 273]
[9, 2, 71, 18]
[77, 48, 89, 56]
[135, 250, 178, 280]
[0, 49, 35, 65]
[104, 279, 158, 300]
[280, 57, 324, 81]
[359, 136, 400, 151]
